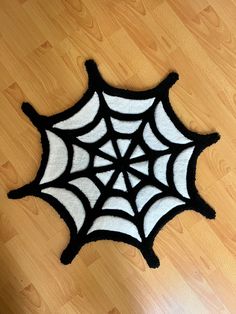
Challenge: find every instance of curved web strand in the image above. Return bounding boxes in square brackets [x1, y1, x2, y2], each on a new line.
[8, 60, 220, 268]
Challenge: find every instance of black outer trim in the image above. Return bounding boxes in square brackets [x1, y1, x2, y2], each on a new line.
[8, 60, 220, 268]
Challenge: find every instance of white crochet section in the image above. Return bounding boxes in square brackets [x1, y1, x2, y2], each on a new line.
[99, 140, 116, 158]
[143, 197, 185, 236]
[94, 155, 112, 167]
[96, 170, 114, 185]
[155, 102, 191, 144]
[143, 123, 168, 151]
[153, 154, 171, 186]
[103, 93, 155, 114]
[88, 215, 141, 241]
[69, 177, 100, 207]
[128, 172, 140, 188]
[173, 146, 195, 198]
[111, 118, 141, 134]
[130, 145, 145, 159]
[40, 130, 68, 184]
[117, 139, 130, 156]
[102, 196, 134, 216]
[53, 92, 99, 130]
[136, 185, 161, 211]
[77, 118, 107, 143]
[130, 161, 149, 176]
[113, 173, 127, 191]
[41, 187, 85, 232]
[71, 145, 89, 173]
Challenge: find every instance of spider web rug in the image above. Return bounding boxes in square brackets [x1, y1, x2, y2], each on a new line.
[8, 60, 220, 268]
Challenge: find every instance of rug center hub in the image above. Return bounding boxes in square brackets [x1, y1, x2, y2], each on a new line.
[114, 157, 129, 173]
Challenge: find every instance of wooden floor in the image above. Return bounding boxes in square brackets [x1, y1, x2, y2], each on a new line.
[0, 0, 236, 313]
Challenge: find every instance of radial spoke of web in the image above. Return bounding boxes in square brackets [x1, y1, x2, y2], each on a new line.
[122, 171, 138, 215]
[99, 93, 122, 159]
[129, 155, 148, 164]
[123, 103, 157, 161]
[72, 138, 117, 163]
[127, 165, 169, 193]
[122, 170, 145, 240]
[93, 169, 120, 211]
[93, 148, 116, 163]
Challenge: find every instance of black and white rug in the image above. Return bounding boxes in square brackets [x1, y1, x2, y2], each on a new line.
[8, 61, 220, 268]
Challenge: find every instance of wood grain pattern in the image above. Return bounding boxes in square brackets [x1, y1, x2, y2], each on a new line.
[0, 0, 235, 313]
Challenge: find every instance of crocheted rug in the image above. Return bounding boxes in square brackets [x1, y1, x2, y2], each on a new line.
[8, 61, 220, 268]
